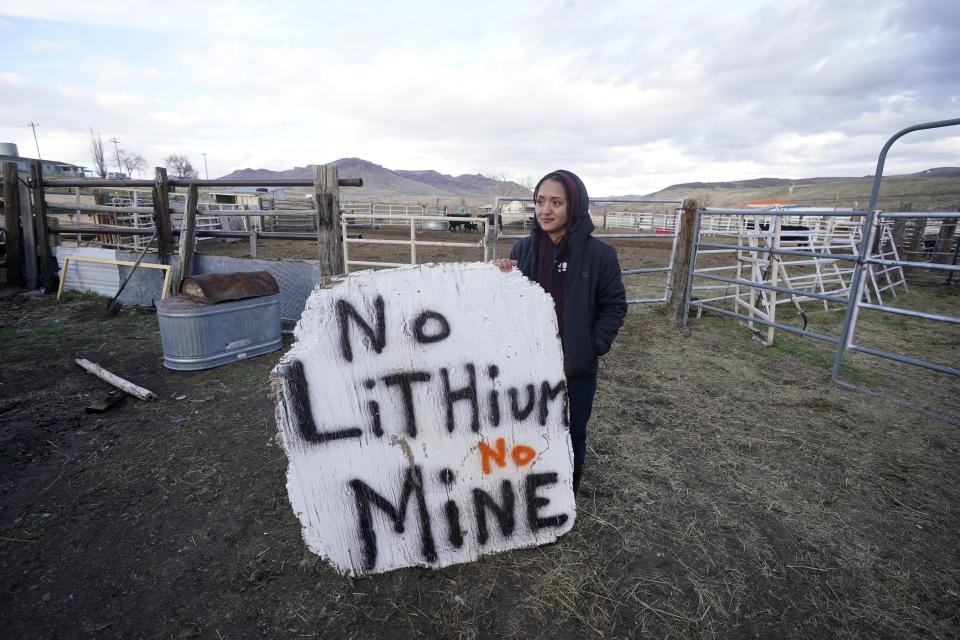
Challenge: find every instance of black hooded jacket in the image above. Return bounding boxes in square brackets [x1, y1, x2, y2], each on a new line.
[510, 171, 627, 377]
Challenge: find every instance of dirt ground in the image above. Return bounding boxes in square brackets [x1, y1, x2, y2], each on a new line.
[2, 230, 959, 639]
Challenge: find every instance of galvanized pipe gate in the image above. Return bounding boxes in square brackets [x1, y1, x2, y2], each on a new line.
[681, 117, 960, 419]
[494, 195, 686, 305]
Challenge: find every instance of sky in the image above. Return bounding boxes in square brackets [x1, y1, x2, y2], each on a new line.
[1, 0, 958, 196]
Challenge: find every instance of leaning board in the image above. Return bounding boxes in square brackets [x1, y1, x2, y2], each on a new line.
[272, 262, 575, 576]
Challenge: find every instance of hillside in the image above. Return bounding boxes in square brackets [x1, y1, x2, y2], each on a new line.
[219, 158, 530, 200]
[646, 168, 960, 210]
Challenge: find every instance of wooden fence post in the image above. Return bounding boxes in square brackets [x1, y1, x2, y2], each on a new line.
[905, 216, 927, 275]
[30, 161, 57, 292]
[667, 199, 699, 326]
[907, 218, 927, 262]
[891, 201, 911, 251]
[172, 184, 199, 289]
[933, 216, 958, 264]
[314, 164, 344, 278]
[891, 217, 908, 250]
[152, 167, 174, 263]
[2, 162, 24, 287]
[18, 179, 38, 289]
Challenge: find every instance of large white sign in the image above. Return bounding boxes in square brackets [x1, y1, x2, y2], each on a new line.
[272, 263, 575, 576]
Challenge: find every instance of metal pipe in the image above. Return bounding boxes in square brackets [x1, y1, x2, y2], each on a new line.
[41, 177, 364, 188]
[623, 267, 671, 274]
[347, 260, 408, 268]
[857, 302, 960, 325]
[867, 257, 960, 272]
[699, 208, 867, 217]
[867, 118, 960, 214]
[593, 232, 676, 239]
[848, 343, 960, 377]
[878, 211, 960, 219]
[696, 241, 858, 262]
[692, 271, 848, 303]
[500, 196, 683, 205]
[53, 224, 320, 240]
[831, 209, 880, 378]
[690, 301, 840, 344]
[342, 213, 473, 222]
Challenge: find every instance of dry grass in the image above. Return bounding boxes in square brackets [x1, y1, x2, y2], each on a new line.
[3, 230, 959, 638]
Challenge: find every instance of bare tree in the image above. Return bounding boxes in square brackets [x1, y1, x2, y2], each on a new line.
[89, 128, 107, 178]
[119, 150, 147, 178]
[163, 153, 198, 178]
[491, 173, 511, 199]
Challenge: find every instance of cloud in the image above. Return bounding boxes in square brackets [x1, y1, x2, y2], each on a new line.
[0, 0, 290, 36]
[23, 36, 72, 52]
[2, 0, 958, 195]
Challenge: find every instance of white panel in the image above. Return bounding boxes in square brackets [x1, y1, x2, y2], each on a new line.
[273, 263, 575, 576]
[56, 247, 121, 297]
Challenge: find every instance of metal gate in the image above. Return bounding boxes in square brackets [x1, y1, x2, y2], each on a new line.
[681, 117, 960, 419]
[494, 195, 685, 305]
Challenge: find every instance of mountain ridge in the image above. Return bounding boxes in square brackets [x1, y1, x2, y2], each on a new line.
[219, 158, 530, 198]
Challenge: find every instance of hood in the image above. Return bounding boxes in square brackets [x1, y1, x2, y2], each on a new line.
[531, 169, 594, 245]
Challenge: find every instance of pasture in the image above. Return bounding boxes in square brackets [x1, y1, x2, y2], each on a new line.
[1, 225, 959, 639]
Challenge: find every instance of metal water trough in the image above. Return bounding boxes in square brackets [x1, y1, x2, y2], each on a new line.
[157, 271, 283, 371]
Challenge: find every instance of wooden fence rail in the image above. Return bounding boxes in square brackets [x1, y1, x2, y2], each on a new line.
[0, 163, 360, 290]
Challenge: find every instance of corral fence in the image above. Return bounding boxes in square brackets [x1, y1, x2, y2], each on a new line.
[1, 163, 361, 293]
[680, 116, 960, 421]
[339, 202, 488, 228]
[340, 213, 493, 272]
[494, 196, 686, 305]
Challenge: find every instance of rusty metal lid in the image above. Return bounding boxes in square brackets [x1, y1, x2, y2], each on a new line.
[179, 271, 279, 304]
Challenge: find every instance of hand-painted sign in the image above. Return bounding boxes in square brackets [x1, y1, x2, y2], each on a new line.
[272, 262, 575, 575]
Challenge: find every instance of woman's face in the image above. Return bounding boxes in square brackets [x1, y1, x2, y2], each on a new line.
[535, 179, 569, 239]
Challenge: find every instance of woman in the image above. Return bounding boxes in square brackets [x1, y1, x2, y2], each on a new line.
[494, 169, 627, 492]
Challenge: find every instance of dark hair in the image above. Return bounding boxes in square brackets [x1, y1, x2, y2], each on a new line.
[534, 172, 571, 203]
[533, 170, 586, 226]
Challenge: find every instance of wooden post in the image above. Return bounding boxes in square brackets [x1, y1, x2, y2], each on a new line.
[30, 162, 57, 292]
[314, 164, 344, 278]
[3, 162, 24, 287]
[18, 180, 38, 289]
[891, 217, 908, 251]
[151, 167, 174, 263]
[667, 200, 699, 326]
[49, 217, 61, 247]
[933, 216, 958, 264]
[892, 202, 911, 251]
[905, 216, 927, 274]
[172, 184, 199, 290]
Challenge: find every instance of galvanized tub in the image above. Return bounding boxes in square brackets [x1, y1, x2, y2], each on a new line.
[157, 271, 283, 371]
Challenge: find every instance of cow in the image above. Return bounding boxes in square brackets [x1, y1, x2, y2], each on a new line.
[744, 220, 812, 246]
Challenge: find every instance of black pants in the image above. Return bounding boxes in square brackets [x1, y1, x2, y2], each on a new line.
[567, 373, 598, 493]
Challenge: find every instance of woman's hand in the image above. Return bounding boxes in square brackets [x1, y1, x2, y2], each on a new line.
[491, 259, 518, 273]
